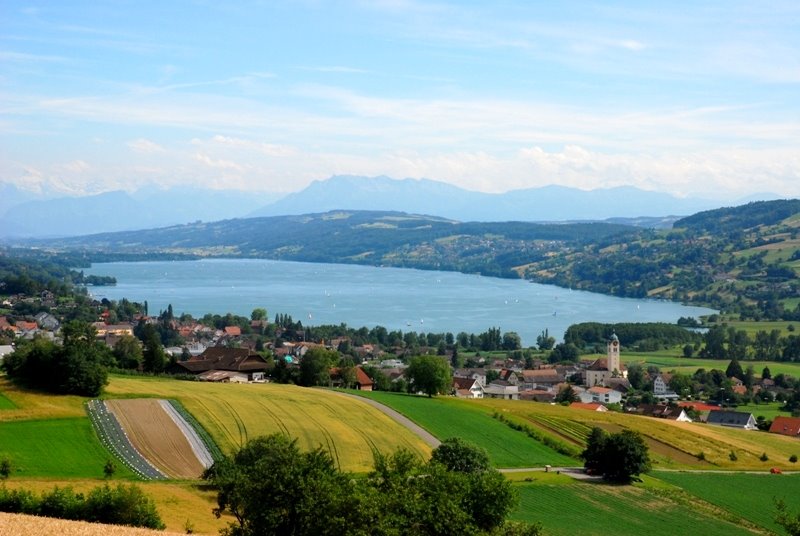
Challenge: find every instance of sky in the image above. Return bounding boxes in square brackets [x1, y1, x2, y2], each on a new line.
[1, 1, 799, 200]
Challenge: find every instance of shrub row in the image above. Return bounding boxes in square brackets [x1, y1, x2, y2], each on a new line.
[491, 412, 581, 458]
[0, 483, 164, 529]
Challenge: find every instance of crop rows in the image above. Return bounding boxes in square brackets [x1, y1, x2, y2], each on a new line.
[528, 415, 592, 444]
[167, 399, 224, 462]
[85, 400, 167, 480]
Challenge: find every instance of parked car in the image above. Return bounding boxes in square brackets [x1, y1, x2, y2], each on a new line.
[770, 467, 783, 474]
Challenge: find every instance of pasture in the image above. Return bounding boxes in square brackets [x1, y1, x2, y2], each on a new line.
[621, 353, 800, 378]
[104, 376, 431, 472]
[354, 391, 576, 467]
[0, 390, 16, 409]
[0, 417, 135, 479]
[510, 478, 757, 536]
[0, 377, 87, 421]
[654, 472, 800, 534]
[734, 402, 792, 421]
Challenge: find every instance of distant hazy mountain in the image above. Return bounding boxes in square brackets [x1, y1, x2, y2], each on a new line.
[0, 187, 275, 238]
[248, 175, 724, 222]
[0, 183, 42, 218]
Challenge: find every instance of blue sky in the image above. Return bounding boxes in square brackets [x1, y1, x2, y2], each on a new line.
[1, 1, 798, 199]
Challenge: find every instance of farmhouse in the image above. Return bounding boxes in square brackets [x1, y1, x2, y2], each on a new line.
[768, 416, 800, 437]
[329, 366, 374, 391]
[483, 384, 519, 400]
[570, 402, 608, 412]
[579, 386, 622, 405]
[453, 377, 484, 399]
[170, 347, 269, 382]
[706, 410, 758, 430]
[635, 404, 692, 422]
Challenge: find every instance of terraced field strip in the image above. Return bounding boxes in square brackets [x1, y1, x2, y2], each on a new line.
[86, 400, 166, 480]
[106, 399, 209, 479]
[105, 376, 431, 472]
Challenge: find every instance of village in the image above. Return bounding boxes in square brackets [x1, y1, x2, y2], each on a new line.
[2, 289, 798, 443]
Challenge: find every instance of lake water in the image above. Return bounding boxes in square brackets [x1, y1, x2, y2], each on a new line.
[85, 259, 716, 345]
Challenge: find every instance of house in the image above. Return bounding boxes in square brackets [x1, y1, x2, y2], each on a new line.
[483, 384, 519, 400]
[92, 322, 134, 338]
[520, 369, 564, 390]
[653, 374, 679, 400]
[519, 389, 556, 402]
[769, 416, 800, 437]
[570, 402, 608, 412]
[453, 377, 484, 399]
[585, 334, 627, 387]
[706, 410, 758, 430]
[223, 326, 242, 337]
[197, 370, 250, 383]
[170, 347, 269, 382]
[579, 386, 622, 405]
[453, 368, 487, 387]
[34, 312, 60, 331]
[329, 367, 374, 391]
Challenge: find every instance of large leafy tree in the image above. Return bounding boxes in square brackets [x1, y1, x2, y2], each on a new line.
[405, 355, 452, 397]
[298, 347, 339, 387]
[581, 428, 651, 483]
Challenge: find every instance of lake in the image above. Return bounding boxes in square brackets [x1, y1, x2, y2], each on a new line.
[85, 258, 716, 345]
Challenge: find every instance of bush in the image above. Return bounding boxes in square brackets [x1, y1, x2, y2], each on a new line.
[760, 452, 769, 462]
[729, 451, 738, 462]
[790, 454, 798, 463]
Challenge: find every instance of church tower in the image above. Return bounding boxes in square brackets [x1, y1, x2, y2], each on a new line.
[607, 333, 620, 374]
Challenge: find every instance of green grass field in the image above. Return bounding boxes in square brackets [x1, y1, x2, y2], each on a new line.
[734, 402, 792, 421]
[0, 417, 135, 479]
[621, 352, 800, 378]
[353, 391, 576, 468]
[653, 472, 800, 534]
[105, 376, 431, 472]
[0, 391, 16, 409]
[510, 479, 755, 536]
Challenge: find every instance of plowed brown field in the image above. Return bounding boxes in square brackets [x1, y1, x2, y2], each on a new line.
[106, 399, 205, 479]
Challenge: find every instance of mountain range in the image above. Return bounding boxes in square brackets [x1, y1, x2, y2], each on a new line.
[0, 175, 783, 238]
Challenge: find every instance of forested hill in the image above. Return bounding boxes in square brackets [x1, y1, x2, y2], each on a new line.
[522, 199, 800, 320]
[19, 200, 800, 318]
[31, 211, 638, 279]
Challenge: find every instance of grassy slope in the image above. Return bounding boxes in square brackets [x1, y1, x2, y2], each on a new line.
[353, 391, 576, 467]
[104, 376, 431, 472]
[510, 478, 756, 536]
[0, 417, 135, 479]
[654, 472, 800, 534]
[620, 351, 800, 378]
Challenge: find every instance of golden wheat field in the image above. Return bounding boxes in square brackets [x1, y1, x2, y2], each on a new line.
[0, 512, 187, 536]
[105, 376, 431, 472]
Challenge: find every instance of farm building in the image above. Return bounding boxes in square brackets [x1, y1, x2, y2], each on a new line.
[329, 366, 374, 391]
[570, 402, 608, 412]
[453, 377, 484, 398]
[706, 410, 758, 430]
[768, 416, 800, 437]
[169, 347, 269, 382]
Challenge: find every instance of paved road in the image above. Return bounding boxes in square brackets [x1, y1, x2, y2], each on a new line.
[331, 391, 441, 448]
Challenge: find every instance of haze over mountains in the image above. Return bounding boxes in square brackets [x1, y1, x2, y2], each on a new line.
[0, 175, 782, 239]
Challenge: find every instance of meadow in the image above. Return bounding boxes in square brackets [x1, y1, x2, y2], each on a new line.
[510, 478, 757, 536]
[104, 375, 431, 472]
[0, 417, 135, 479]
[0, 391, 16, 409]
[619, 351, 800, 377]
[354, 391, 576, 467]
[654, 472, 800, 534]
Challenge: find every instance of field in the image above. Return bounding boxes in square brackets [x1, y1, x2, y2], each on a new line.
[735, 402, 793, 421]
[0, 512, 186, 536]
[0, 417, 135, 479]
[104, 376, 431, 472]
[620, 351, 800, 378]
[105, 399, 208, 479]
[0, 391, 16, 409]
[354, 391, 576, 467]
[0, 378, 88, 421]
[510, 478, 758, 536]
[654, 472, 800, 534]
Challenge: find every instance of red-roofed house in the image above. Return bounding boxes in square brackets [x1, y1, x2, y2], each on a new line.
[769, 416, 800, 437]
[223, 326, 242, 337]
[330, 366, 374, 391]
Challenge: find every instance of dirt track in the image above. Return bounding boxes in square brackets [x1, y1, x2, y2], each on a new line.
[105, 399, 207, 479]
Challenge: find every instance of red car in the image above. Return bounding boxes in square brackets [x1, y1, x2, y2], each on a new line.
[770, 467, 782, 474]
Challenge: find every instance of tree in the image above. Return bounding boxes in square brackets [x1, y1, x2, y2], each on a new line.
[581, 428, 651, 483]
[763, 366, 772, 380]
[431, 437, 490, 474]
[536, 329, 555, 351]
[626, 362, 645, 390]
[726, 358, 744, 380]
[502, 332, 522, 351]
[299, 347, 338, 387]
[405, 355, 451, 397]
[250, 308, 268, 321]
[0, 458, 11, 479]
[113, 335, 143, 369]
[104, 459, 117, 478]
[204, 434, 358, 536]
[141, 324, 165, 373]
[555, 385, 578, 404]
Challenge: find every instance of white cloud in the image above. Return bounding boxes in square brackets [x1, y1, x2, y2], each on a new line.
[127, 138, 165, 154]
